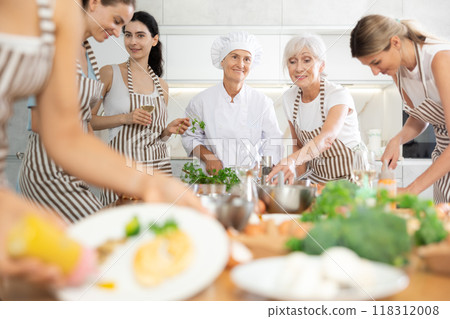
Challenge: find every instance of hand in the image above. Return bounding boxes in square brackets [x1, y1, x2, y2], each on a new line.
[165, 118, 190, 136]
[0, 191, 66, 287]
[266, 157, 297, 185]
[205, 157, 223, 175]
[125, 108, 152, 126]
[381, 137, 401, 169]
[141, 174, 209, 215]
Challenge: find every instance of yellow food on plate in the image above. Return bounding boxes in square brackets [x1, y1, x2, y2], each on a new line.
[133, 230, 193, 286]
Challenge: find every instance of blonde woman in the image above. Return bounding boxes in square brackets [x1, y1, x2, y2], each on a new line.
[351, 15, 450, 203]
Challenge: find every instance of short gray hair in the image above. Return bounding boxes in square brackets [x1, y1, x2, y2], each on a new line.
[283, 33, 327, 71]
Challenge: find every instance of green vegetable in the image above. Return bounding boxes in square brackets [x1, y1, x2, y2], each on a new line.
[289, 206, 412, 266]
[125, 216, 140, 237]
[181, 162, 240, 191]
[149, 219, 178, 235]
[190, 118, 206, 133]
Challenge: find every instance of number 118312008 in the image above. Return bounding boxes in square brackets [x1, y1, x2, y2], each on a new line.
[372, 305, 439, 316]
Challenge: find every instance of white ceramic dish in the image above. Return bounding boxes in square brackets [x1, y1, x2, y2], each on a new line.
[231, 255, 409, 300]
[57, 203, 229, 301]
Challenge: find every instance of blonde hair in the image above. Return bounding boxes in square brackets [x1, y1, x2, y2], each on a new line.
[283, 33, 326, 72]
[350, 14, 434, 57]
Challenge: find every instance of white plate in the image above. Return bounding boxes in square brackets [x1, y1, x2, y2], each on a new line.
[231, 255, 409, 300]
[57, 203, 229, 300]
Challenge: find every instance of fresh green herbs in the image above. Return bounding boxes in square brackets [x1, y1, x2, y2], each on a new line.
[396, 193, 447, 245]
[149, 219, 178, 235]
[287, 206, 411, 266]
[190, 118, 205, 133]
[181, 162, 240, 191]
[124, 216, 179, 237]
[125, 216, 140, 237]
[286, 180, 448, 265]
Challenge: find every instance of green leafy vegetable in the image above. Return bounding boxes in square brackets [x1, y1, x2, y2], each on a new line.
[288, 206, 412, 266]
[149, 219, 178, 235]
[125, 216, 140, 237]
[190, 118, 206, 133]
[181, 162, 240, 191]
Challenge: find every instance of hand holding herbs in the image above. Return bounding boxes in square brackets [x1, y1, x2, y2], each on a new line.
[190, 118, 205, 133]
[181, 162, 240, 191]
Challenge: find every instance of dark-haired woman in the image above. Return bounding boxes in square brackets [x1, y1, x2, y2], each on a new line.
[91, 11, 190, 206]
[351, 15, 450, 203]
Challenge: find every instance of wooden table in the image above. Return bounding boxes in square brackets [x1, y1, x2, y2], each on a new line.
[2, 199, 449, 301]
[1, 265, 450, 301]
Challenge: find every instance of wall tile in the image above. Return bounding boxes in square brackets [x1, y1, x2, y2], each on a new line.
[404, 0, 450, 39]
[136, 0, 163, 25]
[282, 0, 402, 26]
[164, 0, 282, 25]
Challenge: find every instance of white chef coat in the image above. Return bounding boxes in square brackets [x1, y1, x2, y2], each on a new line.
[182, 83, 283, 168]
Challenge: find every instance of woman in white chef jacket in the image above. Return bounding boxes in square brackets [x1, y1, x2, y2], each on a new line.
[268, 34, 361, 184]
[351, 15, 450, 203]
[181, 31, 283, 174]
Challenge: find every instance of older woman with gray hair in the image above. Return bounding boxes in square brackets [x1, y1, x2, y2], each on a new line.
[268, 33, 361, 184]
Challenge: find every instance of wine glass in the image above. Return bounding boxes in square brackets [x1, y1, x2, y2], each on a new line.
[352, 145, 376, 188]
[234, 143, 260, 182]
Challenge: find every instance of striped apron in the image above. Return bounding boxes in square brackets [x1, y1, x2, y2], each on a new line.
[19, 41, 104, 224]
[100, 60, 171, 206]
[0, 0, 54, 188]
[398, 43, 450, 203]
[292, 78, 354, 184]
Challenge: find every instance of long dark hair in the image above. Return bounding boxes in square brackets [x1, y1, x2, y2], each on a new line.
[123, 11, 164, 77]
[82, 0, 136, 9]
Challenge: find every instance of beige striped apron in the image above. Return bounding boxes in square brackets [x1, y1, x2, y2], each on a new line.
[292, 78, 354, 184]
[397, 43, 450, 203]
[0, 0, 54, 188]
[19, 41, 104, 224]
[100, 60, 171, 206]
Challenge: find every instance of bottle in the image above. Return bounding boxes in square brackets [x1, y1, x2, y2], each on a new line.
[378, 164, 397, 210]
[7, 214, 97, 285]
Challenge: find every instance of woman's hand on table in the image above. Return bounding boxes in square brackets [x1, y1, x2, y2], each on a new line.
[141, 174, 209, 214]
[125, 108, 152, 126]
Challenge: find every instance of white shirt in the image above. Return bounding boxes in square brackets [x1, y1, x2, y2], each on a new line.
[182, 83, 283, 168]
[399, 40, 450, 107]
[282, 79, 361, 149]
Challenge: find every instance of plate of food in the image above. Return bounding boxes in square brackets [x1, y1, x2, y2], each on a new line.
[231, 247, 409, 300]
[57, 203, 229, 300]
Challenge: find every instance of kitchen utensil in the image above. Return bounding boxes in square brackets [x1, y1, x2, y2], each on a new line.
[216, 196, 254, 232]
[257, 184, 316, 214]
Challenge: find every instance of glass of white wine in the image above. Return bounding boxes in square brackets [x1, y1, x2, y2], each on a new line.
[352, 145, 376, 188]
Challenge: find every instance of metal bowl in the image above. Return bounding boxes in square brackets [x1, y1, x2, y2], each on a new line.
[191, 184, 227, 196]
[216, 197, 254, 232]
[257, 184, 316, 214]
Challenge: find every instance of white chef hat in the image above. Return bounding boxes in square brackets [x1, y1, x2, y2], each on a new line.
[211, 31, 263, 69]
